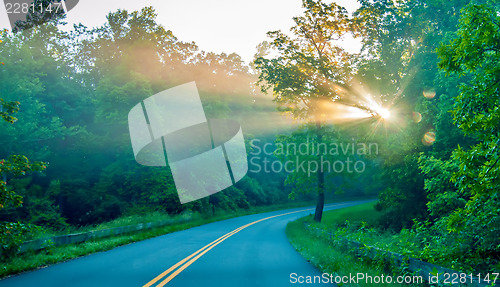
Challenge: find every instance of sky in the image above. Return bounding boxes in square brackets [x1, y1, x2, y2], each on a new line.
[0, 0, 362, 64]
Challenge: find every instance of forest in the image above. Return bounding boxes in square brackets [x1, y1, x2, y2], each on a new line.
[1, 0, 499, 276]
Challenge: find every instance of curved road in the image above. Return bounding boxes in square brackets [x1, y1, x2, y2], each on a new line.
[0, 200, 371, 287]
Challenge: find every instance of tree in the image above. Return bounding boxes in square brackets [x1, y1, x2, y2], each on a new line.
[354, 0, 476, 229]
[435, 2, 500, 261]
[0, 41, 47, 255]
[255, 0, 357, 222]
[0, 27, 48, 211]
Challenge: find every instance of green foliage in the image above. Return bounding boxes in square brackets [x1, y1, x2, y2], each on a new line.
[0, 5, 302, 238]
[255, 0, 356, 120]
[432, 2, 500, 267]
[394, 2, 500, 272]
[0, 122, 48, 259]
[342, 0, 500, 272]
[417, 154, 464, 218]
[274, 128, 323, 198]
[0, 222, 33, 258]
[0, 132, 47, 259]
[439, 4, 500, 136]
[0, 35, 50, 255]
[286, 203, 427, 287]
[355, 0, 479, 233]
[0, 99, 20, 124]
[375, 154, 427, 230]
[0, 155, 47, 209]
[9, 0, 500, 273]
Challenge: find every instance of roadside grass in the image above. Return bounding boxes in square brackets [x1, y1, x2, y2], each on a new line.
[320, 209, 500, 275]
[26, 211, 193, 240]
[1, 196, 369, 279]
[287, 218, 387, 287]
[289, 202, 500, 286]
[320, 202, 380, 227]
[316, 202, 418, 258]
[26, 200, 334, 240]
[1, 215, 222, 278]
[286, 202, 423, 287]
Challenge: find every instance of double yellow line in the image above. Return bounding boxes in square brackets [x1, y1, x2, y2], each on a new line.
[143, 204, 343, 287]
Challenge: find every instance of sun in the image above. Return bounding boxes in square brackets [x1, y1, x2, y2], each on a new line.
[360, 94, 392, 120]
[379, 108, 390, 119]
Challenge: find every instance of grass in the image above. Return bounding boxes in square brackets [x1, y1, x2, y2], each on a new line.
[25, 211, 193, 240]
[1, 196, 370, 279]
[1, 215, 220, 278]
[320, 202, 381, 227]
[286, 202, 425, 287]
[288, 202, 500, 286]
[317, 206, 500, 275]
[287, 220, 387, 287]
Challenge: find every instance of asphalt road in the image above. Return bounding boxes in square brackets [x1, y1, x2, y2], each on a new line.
[0, 200, 371, 287]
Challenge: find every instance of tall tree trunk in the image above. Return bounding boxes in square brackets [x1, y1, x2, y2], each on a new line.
[314, 121, 325, 222]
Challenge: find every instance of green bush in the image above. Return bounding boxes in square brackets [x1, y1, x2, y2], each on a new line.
[0, 222, 33, 258]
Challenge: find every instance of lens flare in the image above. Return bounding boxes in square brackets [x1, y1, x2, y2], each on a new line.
[422, 131, 436, 146]
[423, 89, 436, 99]
[413, 112, 422, 123]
